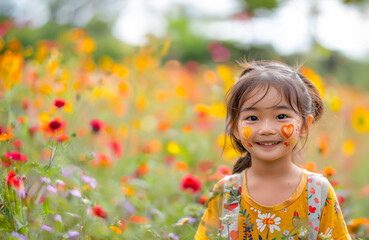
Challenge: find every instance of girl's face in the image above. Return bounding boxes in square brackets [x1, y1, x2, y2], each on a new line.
[234, 87, 310, 164]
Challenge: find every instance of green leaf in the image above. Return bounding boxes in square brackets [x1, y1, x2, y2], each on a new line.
[55, 220, 63, 232]
[43, 198, 50, 215]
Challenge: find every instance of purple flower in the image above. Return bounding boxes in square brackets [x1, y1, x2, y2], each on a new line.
[81, 175, 97, 189]
[168, 233, 180, 240]
[11, 231, 28, 240]
[46, 185, 57, 193]
[41, 224, 53, 232]
[68, 230, 79, 240]
[123, 200, 136, 214]
[40, 177, 51, 184]
[69, 189, 82, 198]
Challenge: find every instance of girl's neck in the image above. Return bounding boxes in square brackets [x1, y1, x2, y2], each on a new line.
[248, 159, 301, 179]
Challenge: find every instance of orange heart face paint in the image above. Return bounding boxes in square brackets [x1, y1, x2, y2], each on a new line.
[241, 127, 252, 139]
[281, 124, 294, 139]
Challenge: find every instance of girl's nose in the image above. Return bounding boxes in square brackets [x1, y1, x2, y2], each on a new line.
[258, 120, 277, 135]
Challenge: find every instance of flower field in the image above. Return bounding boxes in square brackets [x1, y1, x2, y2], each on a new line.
[1, 27, 369, 239]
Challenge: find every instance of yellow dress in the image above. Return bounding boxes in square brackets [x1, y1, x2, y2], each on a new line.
[195, 169, 351, 240]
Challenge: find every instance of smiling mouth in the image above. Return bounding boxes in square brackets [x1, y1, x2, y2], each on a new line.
[256, 142, 281, 146]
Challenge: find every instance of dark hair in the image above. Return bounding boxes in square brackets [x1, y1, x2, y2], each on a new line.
[225, 60, 324, 174]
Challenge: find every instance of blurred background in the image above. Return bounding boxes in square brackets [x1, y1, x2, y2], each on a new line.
[1, 0, 369, 239]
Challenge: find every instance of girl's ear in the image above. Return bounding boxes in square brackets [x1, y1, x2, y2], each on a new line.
[300, 115, 314, 137]
[232, 120, 240, 140]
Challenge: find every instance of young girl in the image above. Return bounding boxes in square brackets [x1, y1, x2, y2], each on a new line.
[195, 61, 351, 240]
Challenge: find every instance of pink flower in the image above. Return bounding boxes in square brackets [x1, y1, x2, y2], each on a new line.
[217, 165, 231, 175]
[90, 119, 105, 133]
[54, 98, 66, 108]
[180, 174, 202, 194]
[4, 151, 28, 162]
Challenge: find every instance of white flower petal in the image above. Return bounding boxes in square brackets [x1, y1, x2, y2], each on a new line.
[260, 224, 266, 232]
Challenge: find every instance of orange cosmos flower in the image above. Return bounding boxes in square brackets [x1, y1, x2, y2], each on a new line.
[323, 166, 336, 177]
[91, 153, 112, 167]
[302, 161, 318, 172]
[129, 215, 149, 224]
[56, 134, 69, 142]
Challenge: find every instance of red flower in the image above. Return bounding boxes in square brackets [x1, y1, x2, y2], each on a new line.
[110, 141, 123, 158]
[90, 119, 104, 133]
[54, 98, 66, 108]
[198, 195, 208, 205]
[49, 120, 62, 131]
[293, 210, 300, 219]
[4, 151, 28, 162]
[7, 170, 20, 189]
[180, 174, 202, 194]
[91, 205, 107, 219]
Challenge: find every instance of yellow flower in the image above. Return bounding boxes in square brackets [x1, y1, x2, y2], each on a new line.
[0, 51, 23, 90]
[300, 67, 325, 98]
[79, 37, 95, 53]
[109, 226, 121, 234]
[216, 65, 234, 93]
[351, 107, 369, 133]
[167, 141, 181, 155]
[342, 140, 355, 157]
[209, 103, 226, 118]
[329, 96, 342, 113]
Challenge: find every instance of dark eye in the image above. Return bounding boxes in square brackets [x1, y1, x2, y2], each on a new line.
[276, 114, 288, 120]
[247, 116, 258, 121]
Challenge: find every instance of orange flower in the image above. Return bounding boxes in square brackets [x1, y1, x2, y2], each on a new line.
[91, 153, 112, 167]
[323, 166, 336, 177]
[302, 161, 318, 172]
[198, 194, 208, 205]
[0, 132, 13, 141]
[129, 215, 149, 224]
[175, 161, 188, 171]
[56, 134, 69, 142]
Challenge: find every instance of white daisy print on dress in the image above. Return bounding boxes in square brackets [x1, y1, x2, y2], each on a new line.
[256, 212, 281, 233]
